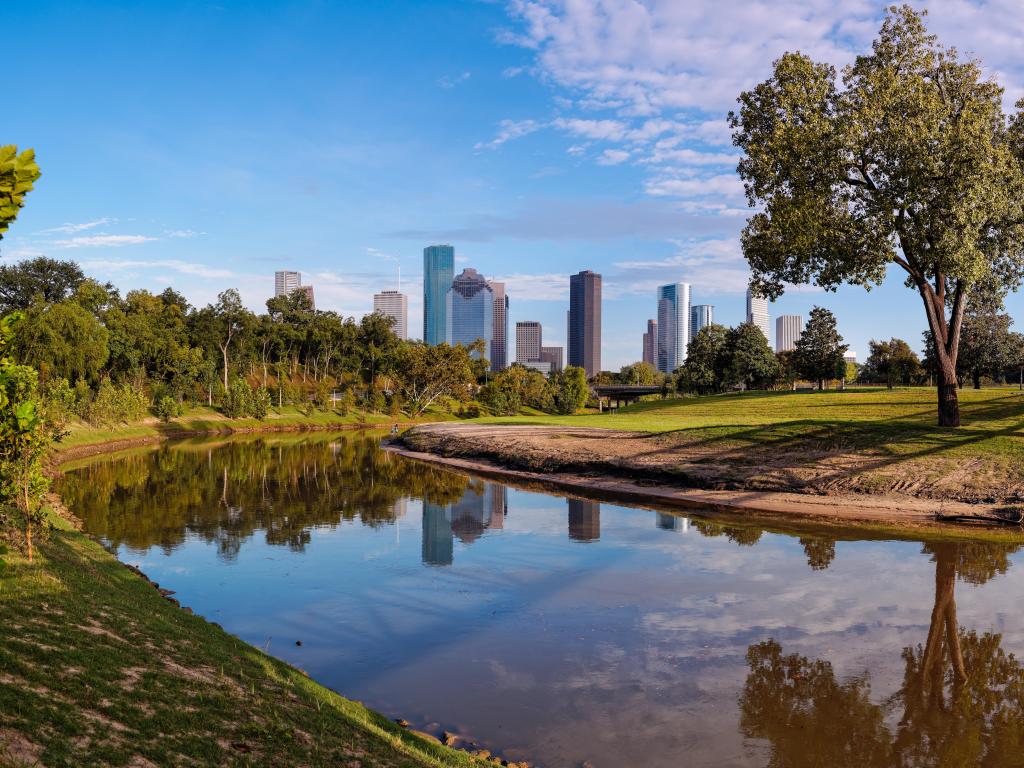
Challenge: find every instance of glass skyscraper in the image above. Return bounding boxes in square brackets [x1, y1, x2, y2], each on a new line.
[446, 268, 494, 358]
[568, 270, 601, 377]
[657, 282, 691, 373]
[423, 244, 454, 345]
[689, 304, 713, 344]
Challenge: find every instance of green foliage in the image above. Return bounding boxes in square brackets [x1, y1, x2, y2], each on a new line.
[0, 146, 40, 244]
[222, 377, 270, 420]
[479, 364, 554, 415]
[792, 307, 848, 389]
[397, 343, 476, 416]
[86, 379, 148, 427]
[551, 366, 589, 414]
[725, 322, 780, 391]
[679, 324, 730, 394]
[41, 377, 77, 428]
[730, 6, 1024, 425]
[619, 361, 657, 386]
[154, 395, 183, 423]
[862, 338, 922, 388]
[12, 298, 110, 383]
[0, 256, 84, 315]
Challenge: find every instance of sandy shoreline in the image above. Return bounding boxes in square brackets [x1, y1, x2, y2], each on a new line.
[394, 424, 1024, 530]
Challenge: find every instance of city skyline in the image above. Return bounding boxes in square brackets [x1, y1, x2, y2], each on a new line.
[8, 3, 1023, 370]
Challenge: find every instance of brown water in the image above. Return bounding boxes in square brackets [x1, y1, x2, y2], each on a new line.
[57, 433, 1024, 767]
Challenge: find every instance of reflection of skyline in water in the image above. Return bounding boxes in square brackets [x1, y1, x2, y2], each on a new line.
[58, 435, 1024, 768]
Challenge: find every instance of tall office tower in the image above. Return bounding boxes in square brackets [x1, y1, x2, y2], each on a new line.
[489, 484, 506, 530]
[642, 319, 657, 366]
[298, 285, 315, 310]
[568, 499, 600, 542]
[568, 270, 602, 377]
[540, 346, 563, 372]
[516, 321, 542, 363]
[423, 244, 455, 345]
[446, 268, 494, 358]
[373, 290, 409, 340]
[489, 281, 508, 372]
[656, 282, 691, 373]
[690, 304, 713, 343]
[746, 287, 771, 342]
[775, 314, 804, 353]
[274, 270, 301, 298]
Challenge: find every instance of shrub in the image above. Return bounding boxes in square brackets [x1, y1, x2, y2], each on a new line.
[155, 395, 182, 423]
[87, 379, 148, 426]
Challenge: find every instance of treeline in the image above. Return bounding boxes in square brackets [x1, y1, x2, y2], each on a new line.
[0, 256, 590, 424]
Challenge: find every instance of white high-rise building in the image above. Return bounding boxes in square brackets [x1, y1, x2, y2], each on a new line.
[746, 287, 770, 342]
[373, 290, 408, 340]
[689, 305, 713, 344]
[516, 321, 542, 363]
[275, 270, 301, 298]
[775, 315, 804, 353]
[656, 282, 691, 373]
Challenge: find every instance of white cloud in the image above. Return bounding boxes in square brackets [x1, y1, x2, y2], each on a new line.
[437, 71, 471, 89]
[644, 173, 745, 200]
[491, 272, 570, 301]
[166, 229, 203, 238]
[79, 258, 235, 279]
[596, 149, 631, 166]
[38, 218, 114, 235]
[53, 234, 157, 248]
[475, 118, 543, 150]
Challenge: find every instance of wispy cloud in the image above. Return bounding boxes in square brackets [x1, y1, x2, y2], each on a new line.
[38, 218, 115, 235]
[79, 258, 234, 279]
[491, 272, 569, 301]
[53, 234, 157, 249]
[437, 71, 471, 89]
[474, 118, 543, 150]
[596, 149, 631, 166]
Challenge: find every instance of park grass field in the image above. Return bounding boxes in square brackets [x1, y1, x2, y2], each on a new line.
[480, 386, 1024, 462]
[0, 509, 491, 768]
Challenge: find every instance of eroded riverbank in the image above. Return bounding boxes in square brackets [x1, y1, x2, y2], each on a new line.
[398, 423, 1024, 528]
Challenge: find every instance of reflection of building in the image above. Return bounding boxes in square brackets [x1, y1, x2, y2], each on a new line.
[422, 502, 453, 566]
[568, 498, 600, 542]
[656, 513, 689, 532]
[420, 483, 507, 566]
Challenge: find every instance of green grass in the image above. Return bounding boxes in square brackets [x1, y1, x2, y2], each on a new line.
[60, 405, 451, 451]
[477, 386, 1024, 462]
[0, 526, 491, 768]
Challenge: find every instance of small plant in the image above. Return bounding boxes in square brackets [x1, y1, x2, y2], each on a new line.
[155, 395, 181, 423]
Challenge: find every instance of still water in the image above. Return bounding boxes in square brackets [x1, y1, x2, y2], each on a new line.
[58, 433, 1024, 767]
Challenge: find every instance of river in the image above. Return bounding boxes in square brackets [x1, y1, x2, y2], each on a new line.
[57, 432, 1024, 767]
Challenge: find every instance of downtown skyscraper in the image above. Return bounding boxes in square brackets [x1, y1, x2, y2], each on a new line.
[446, 268, 493, 359]
[373, 290, 408, 340]
[490, 280, 508, 372]
[423, 244, 454, 345]
[642, 319, 657, 367]
[775, 315, 804, 353]
[657, 282, 691, 373]
[568, 270, 601, 377]
[746, 287, 771, 342]
[690, 304, 713, 343]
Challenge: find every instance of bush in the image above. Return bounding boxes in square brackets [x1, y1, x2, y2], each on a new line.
[41, 377, 76, 428]
[154, 395, 183, 423]
[86, 379, 148, 426]
[222, 377, 270, 420]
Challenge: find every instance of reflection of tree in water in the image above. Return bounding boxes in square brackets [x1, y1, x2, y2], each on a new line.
[59, 436, 469, 559]
[738, 540, 1024, 767]
[799, 536, 836, 571]
[691, 520, 763, 547]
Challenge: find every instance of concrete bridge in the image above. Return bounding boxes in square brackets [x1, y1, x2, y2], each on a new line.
[592, 385, 664, 411]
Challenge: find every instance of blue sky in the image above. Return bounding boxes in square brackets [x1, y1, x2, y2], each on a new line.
[4, 0, 1024, 369]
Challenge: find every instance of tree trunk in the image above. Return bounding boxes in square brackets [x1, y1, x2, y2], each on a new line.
[817, 379, 824, 391]
[937, 371, 960, 427]
[26, 521, 32, 563]
[972, 370, 981, 390]
[220, 344, 229, 391]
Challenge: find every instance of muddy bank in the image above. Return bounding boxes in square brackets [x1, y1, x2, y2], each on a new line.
[397, 423, 1024, 528]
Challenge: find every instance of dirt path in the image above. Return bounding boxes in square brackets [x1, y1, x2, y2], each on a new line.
[397, 423, 1024, 528]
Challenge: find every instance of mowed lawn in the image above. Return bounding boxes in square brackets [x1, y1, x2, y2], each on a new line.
[480, 387, 1024, 463]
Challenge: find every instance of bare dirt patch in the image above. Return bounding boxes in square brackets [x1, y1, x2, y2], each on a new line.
[0, 728, 43, 765]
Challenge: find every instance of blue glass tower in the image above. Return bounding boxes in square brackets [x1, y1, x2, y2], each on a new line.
[423, 244, 454, 345]
[445, 268, 493, 358]
[656, 282, 691, 373]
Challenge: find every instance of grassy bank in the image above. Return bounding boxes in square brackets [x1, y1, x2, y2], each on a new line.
[59, 404, 450, 453]
[0, 511, 490, 767]
[481, 386, 1024, 462]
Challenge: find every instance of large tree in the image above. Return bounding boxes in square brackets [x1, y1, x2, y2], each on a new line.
[862, 338, 922, 388]
[678, 323, 729, 394]
[792, 307, 848, 390]
[0, 256, 84, 314]
[730, 6, 1024, 426]
[725, 322, 779, 391]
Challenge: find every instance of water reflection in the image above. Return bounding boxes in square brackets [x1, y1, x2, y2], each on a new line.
[57, 435, 1024, 767]
[740, 541, 1024, 766]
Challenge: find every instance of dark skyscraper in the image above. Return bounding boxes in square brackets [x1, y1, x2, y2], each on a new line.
[421, 502, 453, 566]
[568, 270, 601, 377]
[423, 244, 454, 345]
[568, 498, 600, 542]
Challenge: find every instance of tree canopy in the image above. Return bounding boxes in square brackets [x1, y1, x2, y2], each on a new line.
[792, 307, 848, 390]
[730, 6, 1024, 425]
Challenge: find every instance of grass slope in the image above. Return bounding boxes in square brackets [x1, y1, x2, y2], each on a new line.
[480, 387, 1024, 461]
[0, 517, 489, 768]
